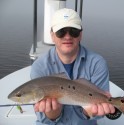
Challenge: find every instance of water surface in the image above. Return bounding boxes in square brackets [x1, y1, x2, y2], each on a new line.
[0, 0, 124, 89]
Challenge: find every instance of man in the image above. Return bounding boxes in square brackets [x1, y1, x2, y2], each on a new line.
[30, 8, 115, 125]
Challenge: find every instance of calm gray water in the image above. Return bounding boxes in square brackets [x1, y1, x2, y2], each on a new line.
[0, 0, 124, 89]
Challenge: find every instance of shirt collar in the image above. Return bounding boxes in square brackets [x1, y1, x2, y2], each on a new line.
[51, 45, 86, 64]
[51, 45, 86, 79]
[79, 44, 86, 59]
[52, 44, 86, 58]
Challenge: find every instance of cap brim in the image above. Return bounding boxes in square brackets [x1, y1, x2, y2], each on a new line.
[52, 23, 81, 32]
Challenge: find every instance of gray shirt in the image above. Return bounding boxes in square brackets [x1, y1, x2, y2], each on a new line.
[30, 45, 109, 125]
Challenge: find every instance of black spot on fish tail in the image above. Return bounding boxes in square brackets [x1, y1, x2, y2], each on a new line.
[120, 97, 124, 103]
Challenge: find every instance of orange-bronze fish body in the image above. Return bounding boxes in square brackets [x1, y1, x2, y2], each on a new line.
[8, 74, 124, 116]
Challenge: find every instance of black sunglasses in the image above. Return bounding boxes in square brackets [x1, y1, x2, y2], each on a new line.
[54, 27, 82, 38]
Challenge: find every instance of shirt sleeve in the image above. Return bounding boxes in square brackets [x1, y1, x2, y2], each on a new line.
[90, 56, 109, 91]
[35, 112, 63, 125]
[30, 61, 42, 79]
[88, 57, 109, 120]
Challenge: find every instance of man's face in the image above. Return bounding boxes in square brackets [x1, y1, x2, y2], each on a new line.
[51, 27, 82, 56]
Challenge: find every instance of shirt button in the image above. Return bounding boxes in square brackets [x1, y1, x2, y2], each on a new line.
[66, 117, 69, 121]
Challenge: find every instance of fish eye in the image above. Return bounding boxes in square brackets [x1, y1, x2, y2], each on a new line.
[15, 92, 22, 97]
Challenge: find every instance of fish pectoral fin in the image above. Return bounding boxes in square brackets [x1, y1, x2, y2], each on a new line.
[83, 106, 94, 118]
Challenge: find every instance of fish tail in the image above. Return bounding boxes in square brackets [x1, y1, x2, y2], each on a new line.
[119, 97, 124, 113]
[111, 97, 124, 113]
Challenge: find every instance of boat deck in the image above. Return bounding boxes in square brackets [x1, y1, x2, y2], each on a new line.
[0, 66, 124, 125]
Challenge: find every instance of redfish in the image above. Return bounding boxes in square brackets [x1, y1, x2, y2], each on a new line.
[8, 73, 124, 116]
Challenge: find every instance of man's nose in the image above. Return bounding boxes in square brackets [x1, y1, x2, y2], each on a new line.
[63, 32, 72, 38]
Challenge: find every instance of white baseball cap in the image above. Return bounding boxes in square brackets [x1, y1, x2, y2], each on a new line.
[51, 8, 82, 32]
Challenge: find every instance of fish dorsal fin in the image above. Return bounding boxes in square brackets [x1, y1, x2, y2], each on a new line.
[51, 72, 68, 79]
[74, 78, 106, 95]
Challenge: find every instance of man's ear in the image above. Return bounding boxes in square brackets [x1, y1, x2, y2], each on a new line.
[50, 30, 54, 37]
[80, 31, 83, 39]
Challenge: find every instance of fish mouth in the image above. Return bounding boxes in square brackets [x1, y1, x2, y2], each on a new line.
[8, 93, 13, 100]
[8, 92, 23, 103]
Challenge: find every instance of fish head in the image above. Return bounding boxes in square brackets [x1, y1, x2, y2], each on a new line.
[8, 85, 44, 104]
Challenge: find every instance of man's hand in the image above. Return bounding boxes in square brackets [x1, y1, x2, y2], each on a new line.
[83, 103, 115, 118]
[83, 92, 115, 117]
[34, 98, 62, 120]
[91, 103, 115, 116]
